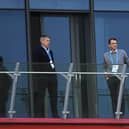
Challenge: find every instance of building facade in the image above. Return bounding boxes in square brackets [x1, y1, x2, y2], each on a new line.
[0, 0, 129, 118]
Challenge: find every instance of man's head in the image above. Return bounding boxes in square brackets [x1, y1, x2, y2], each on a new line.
[40, 35, 51, 48]
[108, 37, 118, 51]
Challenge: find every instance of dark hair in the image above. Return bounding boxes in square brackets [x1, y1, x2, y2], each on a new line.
[41, 34, 51, 39]
[108, 37, 118, 44]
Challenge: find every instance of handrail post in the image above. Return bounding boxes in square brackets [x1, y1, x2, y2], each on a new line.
[62, 63, 74, 119]
[115, 64, 127, 120]
[8, 62, 20, 119]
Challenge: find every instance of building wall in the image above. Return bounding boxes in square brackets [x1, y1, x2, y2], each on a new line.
[0, 0, 129, 118]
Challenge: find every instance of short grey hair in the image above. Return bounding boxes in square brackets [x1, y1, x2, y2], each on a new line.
[40, 35, 51, 42]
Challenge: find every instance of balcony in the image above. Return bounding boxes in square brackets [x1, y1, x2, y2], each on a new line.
[0, 63, 129, 128]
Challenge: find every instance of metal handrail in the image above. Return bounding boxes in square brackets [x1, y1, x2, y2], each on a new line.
[1, 71, 129, 74]
[1, 64, 128, 119]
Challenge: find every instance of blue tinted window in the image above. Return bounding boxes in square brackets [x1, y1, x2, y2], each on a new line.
[42, 16, 72, 117]
[0, 11, 27, 63]
[30, 0, 89, 10]
[0, 0, 24, 9]
[0, 11, 28, 117]
[95, 12, 129, 64]
[94, 0, 129, 11]
[43, 17, 71, 64]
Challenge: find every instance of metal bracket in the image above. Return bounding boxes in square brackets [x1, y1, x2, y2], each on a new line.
[8, 62, 20, 119]
[62, 63, 74, 119]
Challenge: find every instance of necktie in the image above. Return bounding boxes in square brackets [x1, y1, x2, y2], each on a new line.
[47, 49, 55, 69]
[47, 49, 52, 60]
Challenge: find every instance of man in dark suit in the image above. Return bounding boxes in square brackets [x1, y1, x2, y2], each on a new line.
[0, 56, 12, 117]
[32, 35, 58, 118]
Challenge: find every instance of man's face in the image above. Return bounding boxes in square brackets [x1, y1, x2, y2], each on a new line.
[41, 37, 51, 48]
[108, 40, 118, 50]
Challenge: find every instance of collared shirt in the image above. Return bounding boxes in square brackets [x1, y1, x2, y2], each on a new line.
[41, 45, 52, 60]
[41, 45, 55, 69]
[110, 49, 118, 53]
[109, 49, 118, 64]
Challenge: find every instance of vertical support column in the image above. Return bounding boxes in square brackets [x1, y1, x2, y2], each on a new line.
[25, 0, 34, 117]
[8, 62, 20, 119]
[115, 64, 127, 120]
[62, 63, 74, 119]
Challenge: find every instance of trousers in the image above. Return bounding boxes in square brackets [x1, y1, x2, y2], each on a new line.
[107, 76, 125, 117]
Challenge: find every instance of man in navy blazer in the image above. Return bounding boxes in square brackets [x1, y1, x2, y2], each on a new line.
[32, 35, 58, 118]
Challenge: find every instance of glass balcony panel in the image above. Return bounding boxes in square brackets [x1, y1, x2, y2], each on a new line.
[0, 63, 128, 119]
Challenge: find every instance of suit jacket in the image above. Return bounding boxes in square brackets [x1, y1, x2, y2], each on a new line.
[103, 49, 129, 78]
[32, 46, 57, 91]
[104, 49, 129, 65]
[0, 64, 12, 100]
[32, 46, 56, 72]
